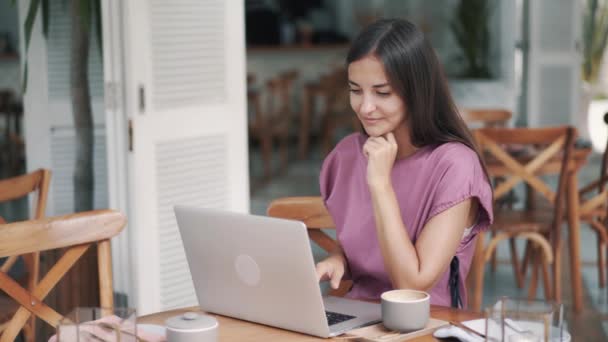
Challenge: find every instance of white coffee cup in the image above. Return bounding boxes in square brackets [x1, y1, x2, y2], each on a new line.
[381, 289, 430, 332]
[165, 312, 218, 342]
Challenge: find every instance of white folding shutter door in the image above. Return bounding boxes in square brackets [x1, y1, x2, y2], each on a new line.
[150, 0, 225, 109]
[156, 136, 228, 309]
[125, 0, 248, 314]
[528, 0, 580, 128]
[150, 0, 227, 312]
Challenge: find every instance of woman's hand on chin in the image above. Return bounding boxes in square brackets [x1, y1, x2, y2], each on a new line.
[363, 132, 398, 191]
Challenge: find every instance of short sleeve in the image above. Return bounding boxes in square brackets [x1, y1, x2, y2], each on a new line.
[427, 146, 494, 237]
[319, 149, 339, 203]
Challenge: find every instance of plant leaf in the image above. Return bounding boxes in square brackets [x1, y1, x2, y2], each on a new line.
[24, 0, 41, 53]
[80, 0, 92, 34]
[42, 0, 49, 38]
[93, 0, 103, 57]
[22, 0, 41, 93]
[21, 63, 28, 94]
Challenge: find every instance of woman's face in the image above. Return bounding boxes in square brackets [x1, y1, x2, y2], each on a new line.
[348, 55, 407, 137]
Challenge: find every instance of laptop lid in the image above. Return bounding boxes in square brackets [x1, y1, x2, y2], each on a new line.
[174, 205, 331, 337]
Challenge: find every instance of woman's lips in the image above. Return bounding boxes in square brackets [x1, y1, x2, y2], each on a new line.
[361, 117, 382, 125]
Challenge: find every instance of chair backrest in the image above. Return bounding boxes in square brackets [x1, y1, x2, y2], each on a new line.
[474, 126, 576, 244]
[0, 169, 51, 297]
[267, 196, 352, 296]
[0, 209, 126, 342]
[474, 126, 575, 203]
[463, 109, 512, 128]
[0, 168, 51, 220]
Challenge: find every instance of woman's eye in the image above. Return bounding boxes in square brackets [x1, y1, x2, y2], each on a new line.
[376, 91, 391, 97]
[349, 89, 362, 94]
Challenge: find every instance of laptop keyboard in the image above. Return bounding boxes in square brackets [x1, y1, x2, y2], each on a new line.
[325, 311, 356, 326]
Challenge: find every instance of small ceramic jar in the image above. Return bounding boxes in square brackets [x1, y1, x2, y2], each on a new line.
[165, 312, 218, 342]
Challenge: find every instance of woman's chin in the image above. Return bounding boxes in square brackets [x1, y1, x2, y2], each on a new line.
[363, 127, 389, 137]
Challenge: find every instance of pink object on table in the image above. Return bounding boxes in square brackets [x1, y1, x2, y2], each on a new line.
[48, 315, 166, 342]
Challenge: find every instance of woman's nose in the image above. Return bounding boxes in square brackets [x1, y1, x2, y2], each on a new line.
[360, 96, 376, 114]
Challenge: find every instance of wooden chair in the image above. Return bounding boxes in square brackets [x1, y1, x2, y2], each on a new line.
[0, 168, 51, 342]
[470, 126, 576, 311]
[462, 108, 512, 128]
[0, 209, 126, 342]
[247, 73, 272, 180]
[462, 109, 513, 272]
[577, 135, 608, 287]
[248, 70, 299, 180]
[267, 196, 353, 297]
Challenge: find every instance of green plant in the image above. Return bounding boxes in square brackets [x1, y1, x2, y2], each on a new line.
[15, 0, 101, 213]
[582, 0, 608, 84]
[450, 0, 494, 78]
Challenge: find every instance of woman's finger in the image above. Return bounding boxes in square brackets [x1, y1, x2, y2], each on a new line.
[330, 267, 344, 289]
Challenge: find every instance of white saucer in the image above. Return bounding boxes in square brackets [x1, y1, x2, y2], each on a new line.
[137, 324, 166, 337]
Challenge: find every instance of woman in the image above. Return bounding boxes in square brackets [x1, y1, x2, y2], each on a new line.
[316, 18, 493, 308]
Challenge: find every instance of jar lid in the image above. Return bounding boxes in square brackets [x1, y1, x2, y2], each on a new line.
[165, 312, 218, 331]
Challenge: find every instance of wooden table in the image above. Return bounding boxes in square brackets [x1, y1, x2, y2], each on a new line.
[139, 305, 482, 341]
[485, 147, 591, 313]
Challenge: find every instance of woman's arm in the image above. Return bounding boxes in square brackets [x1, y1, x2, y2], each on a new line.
[369, 182, 477, 290]
[364, 133, 478, 290]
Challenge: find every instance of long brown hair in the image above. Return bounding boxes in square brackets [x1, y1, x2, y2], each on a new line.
[347, 18, 490, 180]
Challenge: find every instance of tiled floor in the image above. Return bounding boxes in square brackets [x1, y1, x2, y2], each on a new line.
[249, 141, 608, 339]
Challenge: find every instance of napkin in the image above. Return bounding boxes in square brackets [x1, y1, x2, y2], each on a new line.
[433, 318, 571, 342]
[48, 315, 166, 342]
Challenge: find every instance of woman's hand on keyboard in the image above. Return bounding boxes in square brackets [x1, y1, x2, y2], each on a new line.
[315, 254, 346, 289]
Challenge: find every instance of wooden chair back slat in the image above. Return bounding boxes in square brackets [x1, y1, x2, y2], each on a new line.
[0, 272, 64, 328]
[267, 196, 335, 229]
[463, 109, 512, 128]
[0, 210, 125, 258]
[476, 126, 569, 145]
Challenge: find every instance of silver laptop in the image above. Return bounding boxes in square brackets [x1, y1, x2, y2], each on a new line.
[174, 205, 381, 338]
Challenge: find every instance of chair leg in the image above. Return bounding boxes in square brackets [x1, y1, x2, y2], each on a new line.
[260, 135, 273, 180]
[490, 230, 497, 272]
[509, 238, 524, 288]
[553, 240, 563, 303]
[598, 232, 606, 288]
[541, 255, 553, 301]
[21, 322, 34, 342]
[521, 241, 532, 278]
[471, 233, 486, 311]
[528, 247, 540, 300]
[322, 121, 335, 158]
[279, 133, 288, 175]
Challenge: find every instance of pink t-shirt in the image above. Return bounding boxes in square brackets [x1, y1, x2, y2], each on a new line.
[320, 133, 493, 308]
